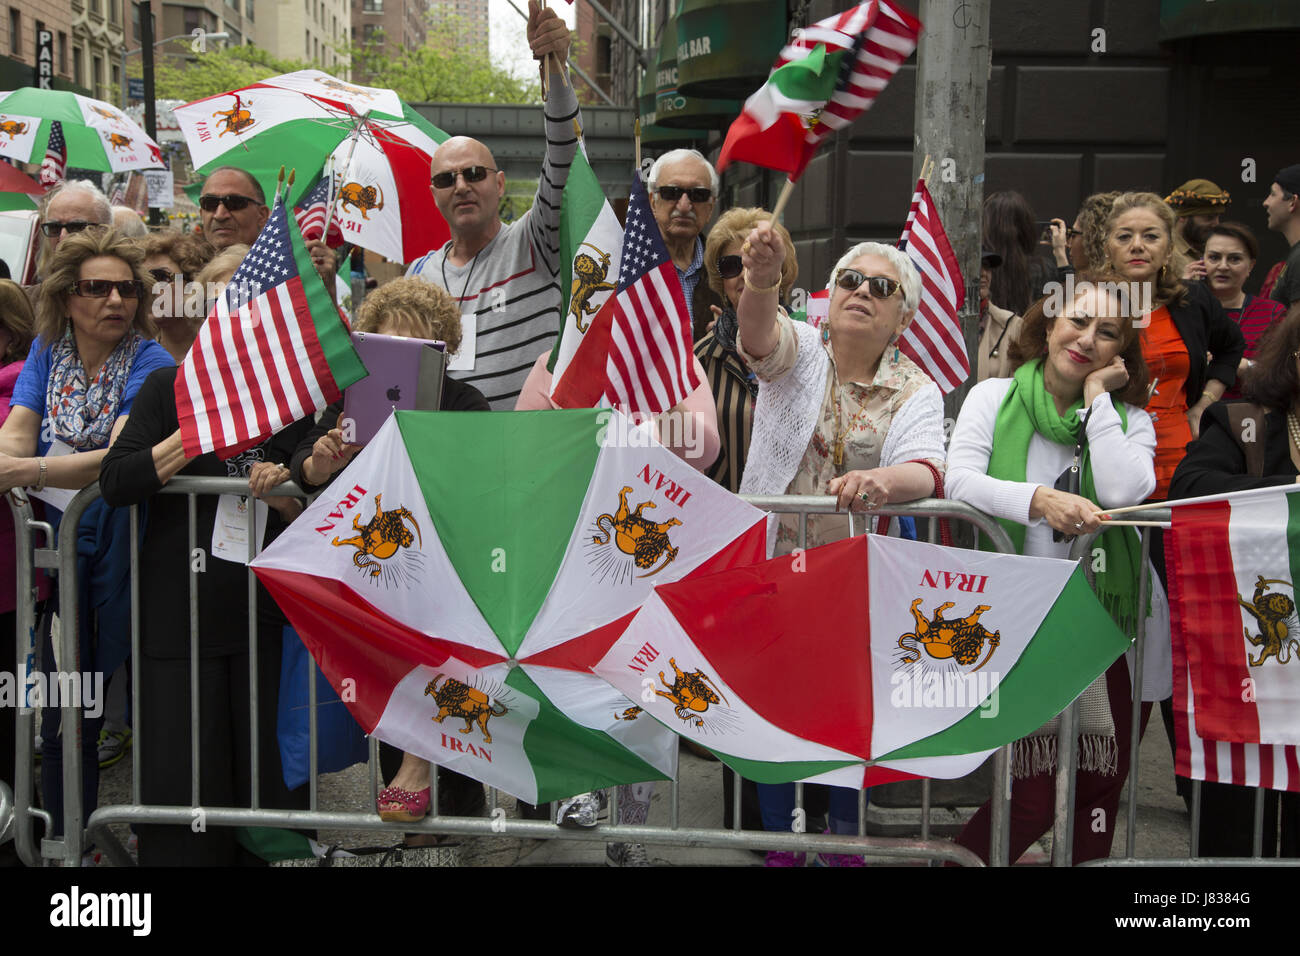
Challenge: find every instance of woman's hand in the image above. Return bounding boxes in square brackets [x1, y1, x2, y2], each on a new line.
[1082, 356, 1128, 407]
[1187, 401, 1210, 439]
[827, 468, 895, 512]
[0, 451, 34, 495]
[248, 461, 301, 522]
[1048, 218, 1069, 267]
[706, 303, 722, 334]
[303, 428, 359, 485]
[1182, 258, 1208, 282]
[1029, 486, 1103, 535]
[740, 220, 784, 291]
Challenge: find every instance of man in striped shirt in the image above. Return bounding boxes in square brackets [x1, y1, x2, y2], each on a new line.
[404, 1, 579, 409]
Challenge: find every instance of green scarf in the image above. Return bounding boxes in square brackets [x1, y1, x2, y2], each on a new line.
[986, 359, 1143, 637]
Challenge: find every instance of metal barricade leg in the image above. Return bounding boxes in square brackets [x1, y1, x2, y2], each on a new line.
[1051, 701, 1079, 866]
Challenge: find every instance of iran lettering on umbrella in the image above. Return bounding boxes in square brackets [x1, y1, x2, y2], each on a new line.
[252, 408, 768, 803]
[595, 534, 1130, 787]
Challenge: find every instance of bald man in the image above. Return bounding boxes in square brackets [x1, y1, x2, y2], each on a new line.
[405, 0, 579, 408]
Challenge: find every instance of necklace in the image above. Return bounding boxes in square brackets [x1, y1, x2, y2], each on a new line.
[441, 244, 482, 309]
[832, 374, 874, 469]
[1288, 411, 1300, 452]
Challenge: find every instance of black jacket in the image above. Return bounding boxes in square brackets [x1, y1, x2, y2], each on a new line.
[1170, 401, 1297, 499]
[1166, 281, 1245, 405]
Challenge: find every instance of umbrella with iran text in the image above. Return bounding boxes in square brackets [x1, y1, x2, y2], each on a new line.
[251, 408, 768, 803]
[594, 533, 1131, 788]
[174, 70, 449, 263]
[0, 89, 165, 173]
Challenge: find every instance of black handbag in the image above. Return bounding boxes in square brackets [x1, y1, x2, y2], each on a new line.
[1052, 407, 1092, 543]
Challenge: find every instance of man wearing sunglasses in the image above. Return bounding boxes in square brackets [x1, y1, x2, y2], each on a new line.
[38, 180, 112, 275]
[405, 0, 579, 409]
[199, 165, 339, 298]
[647, 149, 718, 312]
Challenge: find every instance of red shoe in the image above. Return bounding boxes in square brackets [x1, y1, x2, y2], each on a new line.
[377, 786, 431, 822]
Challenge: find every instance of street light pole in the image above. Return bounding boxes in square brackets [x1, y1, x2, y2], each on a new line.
[120, 30, 230, 108]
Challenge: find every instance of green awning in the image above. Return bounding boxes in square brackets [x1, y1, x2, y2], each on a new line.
[652, 14, 740, 132]
[638, 74, 705, 147]
[1159, 0, 1300, 40]
[675, 0, 787, 100]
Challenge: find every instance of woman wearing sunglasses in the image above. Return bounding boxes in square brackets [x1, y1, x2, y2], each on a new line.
[142, 231, 216, 362]
[945, 276, 1157, 864]
[737, 224, 946, 865]
[0, 228, 174, 845]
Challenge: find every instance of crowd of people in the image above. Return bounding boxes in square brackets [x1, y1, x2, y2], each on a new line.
[3, 0, 1299, 867]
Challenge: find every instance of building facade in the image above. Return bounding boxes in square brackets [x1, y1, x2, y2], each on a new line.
[0, 0, 126, 97]
[258, 0, 350, 71]
[350, 0, 426, 82]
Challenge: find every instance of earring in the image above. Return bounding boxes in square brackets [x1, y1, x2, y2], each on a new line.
[821, 322, 830, 345]
[1159, 263, 1167, 280]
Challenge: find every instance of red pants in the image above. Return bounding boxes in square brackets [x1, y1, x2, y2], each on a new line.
[956, 657, 1150, 865]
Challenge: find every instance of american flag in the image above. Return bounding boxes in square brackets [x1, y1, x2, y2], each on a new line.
[779, 0, 921, 172]
[39, 120, 65, 187]
[604, 175, 702, 415]
[897, 178, 968, 394]
[176, 197, 363, 458]
[294, 174, 344, 248]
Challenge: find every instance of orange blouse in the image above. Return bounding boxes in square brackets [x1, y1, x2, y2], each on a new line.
[1140, 306, 1192, 500]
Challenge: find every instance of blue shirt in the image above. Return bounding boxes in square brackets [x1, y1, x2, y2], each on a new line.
[676, 237, 705, 310]
[11, 336, 174, 454]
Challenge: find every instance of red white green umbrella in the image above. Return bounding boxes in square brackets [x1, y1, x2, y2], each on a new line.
[0, 88, 164, 172]
[595, 533, 1130, 788]
[251, 409, 769, 804]
[174, 70, 449, 262]
[0, 161, 43, 210]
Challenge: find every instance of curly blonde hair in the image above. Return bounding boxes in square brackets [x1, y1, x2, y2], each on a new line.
[36, 228, 154, 346]
[703, 207, 798, 301]
[355, 278, 463, 354]
[1103, 191, 1189, 308]
[1075, 190, 1119, 272]
[142, 230, 217, 280]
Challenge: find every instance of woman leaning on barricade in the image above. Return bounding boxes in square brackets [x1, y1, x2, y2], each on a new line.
[945, 272, 1157, 864]
[290, 277, 492, 828]
[97, 244, 311, 866]
[0, 228, 173, 846]
[1168, 302, 1300, 858]
[736, 221, 946, 866]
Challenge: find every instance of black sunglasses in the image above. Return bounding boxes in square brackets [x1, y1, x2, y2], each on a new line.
[40, 220, 96, 238]
[656, 185, 714, 204]
[431, 165, 497, 189]
[68, 278, 145, 299]
[1066, 228, 1083, 240]
[834, 269, 902, 300]
[716, 254, 743, 279]
[198, 193, 262, 213]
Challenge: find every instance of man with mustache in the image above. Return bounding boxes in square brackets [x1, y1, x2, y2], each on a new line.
[1165, 178, 1230, 281]
[647, 149, 718, 307]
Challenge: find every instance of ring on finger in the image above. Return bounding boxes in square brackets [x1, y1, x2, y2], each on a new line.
[1074, 521, 1083, 530]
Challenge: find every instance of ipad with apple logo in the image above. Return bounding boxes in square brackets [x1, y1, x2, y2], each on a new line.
[343, 330, 446, 445]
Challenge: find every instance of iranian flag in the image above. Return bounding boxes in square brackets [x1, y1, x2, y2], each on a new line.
[251, 409, 768, 804]
[594, 534, 1129, 787]
[547, 145, 623, 407]
[1166, 485, 1300, 747]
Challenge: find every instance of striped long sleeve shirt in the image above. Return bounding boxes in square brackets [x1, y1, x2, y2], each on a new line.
[406, 79, 580, 409]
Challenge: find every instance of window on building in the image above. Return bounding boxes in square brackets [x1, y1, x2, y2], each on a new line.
[363, 0, 383, 11]
[72, 46, 82, 86]
[92, 55, 103, 98]
[9, 8, 20, 55]
[58, 32, 67, 73]
[111, 63, 120, 95]
[184, 7, 201, 34]
[226, 25, 242, 45]
[89, 0, 101, 17]
[132, 2, 140, 41]
[109, 0, 120, 25]
[246, 0, 254, 21]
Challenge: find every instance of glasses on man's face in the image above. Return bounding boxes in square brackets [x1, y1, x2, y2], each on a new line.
[716, 254, 743, 280]
[834, 269, 902, 300]
[40, 220, 95, 238]
[198, 194, 261, 213]
[148, 267, 176, 284]
[430, 165, 497, 190]
[656, 185, 714, 204]
[67, 278, 145, 299]
[1067, 228, 1083, 240]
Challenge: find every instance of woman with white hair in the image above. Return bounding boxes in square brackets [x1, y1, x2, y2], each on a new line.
[736, 222, 947, 865]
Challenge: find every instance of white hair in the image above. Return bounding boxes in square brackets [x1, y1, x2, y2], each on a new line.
[647, 149, 719, 196]
[827, 241, 922, 315]
[112, 206, 148, 237]
[41, 179, 113, 224]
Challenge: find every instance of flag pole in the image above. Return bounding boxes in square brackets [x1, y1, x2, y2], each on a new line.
[1099, 483, 1300, 517]
[325, 117, 368, 239]
[634, 118, 642, 177]
[272, 165, 286, 207]
[770, 178, 796, 223]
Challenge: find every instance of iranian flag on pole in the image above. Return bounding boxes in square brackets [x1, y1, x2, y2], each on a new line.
[1166, 486, 1300, 747]
[547, 145, 623, 408]
[594, 534, 1129, 786]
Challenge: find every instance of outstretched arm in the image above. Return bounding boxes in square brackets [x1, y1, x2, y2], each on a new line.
[526, 0, 580, 277]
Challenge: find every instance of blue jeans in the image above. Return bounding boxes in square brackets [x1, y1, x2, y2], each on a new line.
[756, 782, 868, 834]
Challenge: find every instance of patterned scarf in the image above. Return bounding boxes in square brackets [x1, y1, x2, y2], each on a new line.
[45, 326, 145, 451]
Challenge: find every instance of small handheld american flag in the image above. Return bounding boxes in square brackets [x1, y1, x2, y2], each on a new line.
[39, 120, 66, 187]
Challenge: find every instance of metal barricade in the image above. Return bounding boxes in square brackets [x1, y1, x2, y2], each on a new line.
[1062, 511, 1298, 867]
[13, 482, 1026, 867]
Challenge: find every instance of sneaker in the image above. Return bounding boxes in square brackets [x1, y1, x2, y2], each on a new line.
[97, 728, 132, 769]
[764, 850, 807, 867]
[813, 830, 865, 867]
[556, 791, 605, 828]
[606, 842, 650, 867]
